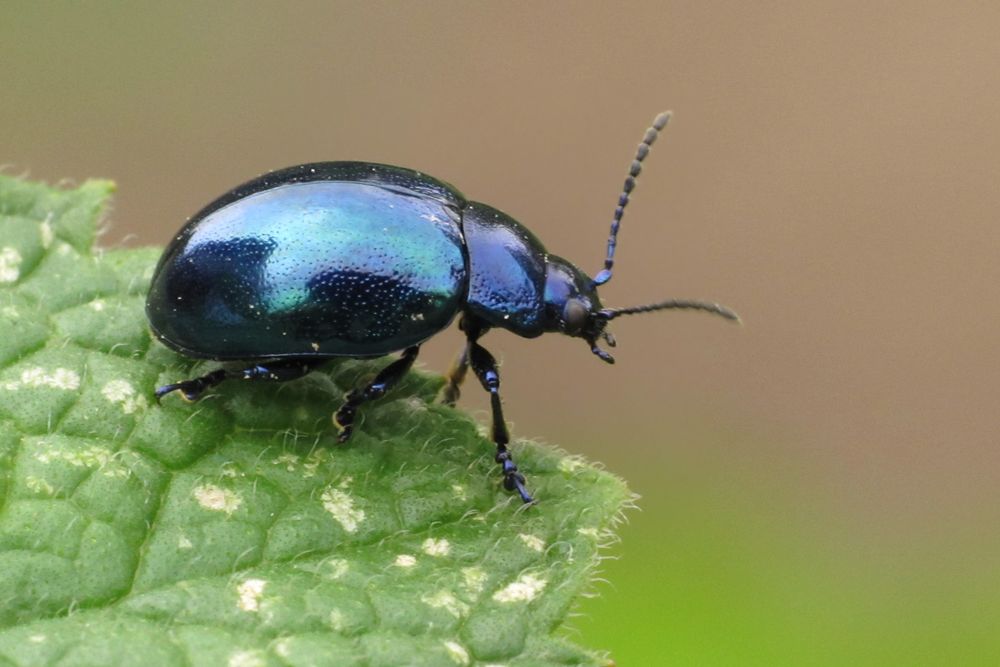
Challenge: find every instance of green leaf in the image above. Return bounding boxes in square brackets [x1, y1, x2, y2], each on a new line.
[0, 175, 631, 666]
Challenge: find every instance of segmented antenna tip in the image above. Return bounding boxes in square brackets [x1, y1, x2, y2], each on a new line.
[592, 111, 673, 287]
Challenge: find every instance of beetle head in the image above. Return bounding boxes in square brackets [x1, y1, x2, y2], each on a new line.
[542, 255, 617, 362]
[547, 110, 740, 364]
[543, 255, 740, 364]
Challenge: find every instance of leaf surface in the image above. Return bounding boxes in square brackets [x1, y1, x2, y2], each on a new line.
[0, 176, 629, 666]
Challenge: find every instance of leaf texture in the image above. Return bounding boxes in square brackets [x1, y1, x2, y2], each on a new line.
[0, 175, 630, 667]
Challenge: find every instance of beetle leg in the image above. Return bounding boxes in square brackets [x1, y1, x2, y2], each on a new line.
[440, 343, 469, 406]
[155, 358, 320, 402]
[468, 341, 534, 504]
[154, 368, 229, 403]
[441, 317, 491, 406]
[334, 346, 420, 443]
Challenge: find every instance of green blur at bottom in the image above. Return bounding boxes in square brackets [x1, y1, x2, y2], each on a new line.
[565, 433, 1000, 666]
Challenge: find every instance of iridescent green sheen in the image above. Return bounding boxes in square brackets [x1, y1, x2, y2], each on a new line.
[147, 164, 468, 359]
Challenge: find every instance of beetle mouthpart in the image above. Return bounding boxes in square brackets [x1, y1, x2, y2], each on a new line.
[602, 330, 617, 347]
[590, 342, 615, 364]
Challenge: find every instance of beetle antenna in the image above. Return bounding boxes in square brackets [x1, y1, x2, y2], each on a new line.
[592, 111, 672, 288]
[598, 299, 741, 323]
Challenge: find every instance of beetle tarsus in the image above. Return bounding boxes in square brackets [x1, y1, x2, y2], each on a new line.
[333, 400, 359, 442]
[497, 449, 534, 503]
[333, 346, 420, 442]
[154, 368, 229, 403]
[153, 383, 181, 403]
[510, 476, 534, 505]
[336, 423, 354, 443]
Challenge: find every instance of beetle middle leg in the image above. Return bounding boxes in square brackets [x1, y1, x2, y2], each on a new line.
[440, 315, 478, 406]
[155, 358, 322, 402]
[334, 345, 420, 443]
[467, 339, 534, 504]
[440, 343, 470, 406]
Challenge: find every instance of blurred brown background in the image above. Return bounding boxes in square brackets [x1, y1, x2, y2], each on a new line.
[4, 2, 999, 663]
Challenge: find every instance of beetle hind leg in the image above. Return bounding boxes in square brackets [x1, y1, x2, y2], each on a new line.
[334, 346, 420, 442]
[154, 368, 229, 403]
[155, 358, 321, 403]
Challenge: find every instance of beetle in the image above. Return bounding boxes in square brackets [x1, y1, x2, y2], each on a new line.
[147, 111, 739, 503]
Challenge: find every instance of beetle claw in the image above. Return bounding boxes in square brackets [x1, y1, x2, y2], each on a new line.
[333, 411, 355, 443]
[154, 382, 192, 403]
[506, 473, 534, 504]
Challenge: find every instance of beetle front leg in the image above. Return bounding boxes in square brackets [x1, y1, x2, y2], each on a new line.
[335, 346, 420, 442]
[468, 341, 534, 504]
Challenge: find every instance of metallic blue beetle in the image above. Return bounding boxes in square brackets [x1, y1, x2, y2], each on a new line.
[147, 112, 739, 503]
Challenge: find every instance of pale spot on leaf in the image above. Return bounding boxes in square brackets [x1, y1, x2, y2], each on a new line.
[271, 452, 299, 471]
[493, 573, 547, 603]
[39, 219, 54, 249]
[443, 640, 470, 666]
[193, 484, 242, 515]
[237, 578, 267, 612]
[274, 640, 293, 659]
[0, 247, 22, 283]
[25, 476, 55, 495]
[558, 456, 585, 473]
[422, 537, 450, 557]
[35, 442, 112, 468]
[422, 590, 469, 618]
[462, 566, 486, 594]
[394, 554, 417, 568]
[328, 608, 346, 631]
[227, 650, 265, 667]
[519, 533, 545, 552]
[321, 486, 364, 533]
[100, 466, 130, 479]
[3, 367, 81, 391]
[101, 379, 147, 414]
[302, 449, 326, 478]
[324, 558, 349, 579]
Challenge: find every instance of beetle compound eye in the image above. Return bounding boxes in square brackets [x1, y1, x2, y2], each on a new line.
[562, 299, 589, 334]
